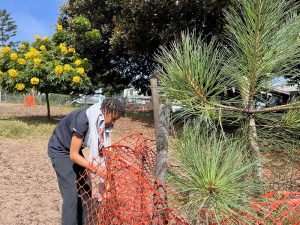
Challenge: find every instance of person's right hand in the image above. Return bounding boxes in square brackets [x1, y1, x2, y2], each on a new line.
[95, 166, 107, 178]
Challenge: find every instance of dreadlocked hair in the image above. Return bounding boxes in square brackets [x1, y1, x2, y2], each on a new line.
[101, 97, 125, 118]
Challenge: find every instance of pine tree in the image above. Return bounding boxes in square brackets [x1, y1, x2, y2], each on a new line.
[156, 0, 300, 196]
[0, 9, 17, 47]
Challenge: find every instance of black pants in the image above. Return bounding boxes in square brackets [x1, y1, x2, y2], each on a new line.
[51, 157, 91, 225]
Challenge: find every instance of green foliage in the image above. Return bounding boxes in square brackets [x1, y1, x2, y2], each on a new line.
[0, 28, 93, 118]
[155, 32, 235, 123]
[156, 0, 300, 148]
[280, 110, 300, 129]
[224, 0, 300, 103]
[0, 32, 92, 95]
[156, 0, 300, 210]
[85, 29, 101, 41]
[168, 121, 259, 224]
[70, 15, 91, 32]
[59, 0, 231, 94]
[0, 9, 17, 47]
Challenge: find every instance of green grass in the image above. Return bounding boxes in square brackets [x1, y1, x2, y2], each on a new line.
[0, 107, 153, 140]
[125, 110, 154, 124]
[0, 115, 58, 140]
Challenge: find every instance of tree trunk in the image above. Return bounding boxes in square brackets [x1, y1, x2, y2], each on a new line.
[242, 76, 264, 195]
[247, 113, 264, 195]
[45, 92, 51, 120]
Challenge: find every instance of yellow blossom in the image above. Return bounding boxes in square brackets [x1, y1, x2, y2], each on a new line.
[32, 50, 40, 57]
[57, 24, 63, 32]
[24, 52, 32, 59]
[19, 44, 26, 50]
[30, 48, 40, 57]
[0, 71, 3, 77]
[0, 53, 3, 58]
[61, 46, 68, 54]
[43, 36, 48, 41]
[59, 43, 68, 54]
[77, 67, 84, 76]
[59, 43, 66, 48]
[25, 48, 40, 59]
[8, 69, 18, 78]
[17, 58, 26, 65]
[1, 46, 11, 54]
[40, 45, 47, 51]
[64, 64, 72, 72]
[33, 58, 41, 67]
[72, 76, 81, 84]
[10, 52, 18, 61]
[74, 59, 81, 66]
[68, 47, 76, 54]
[55, 65, 64, 75]
[15, 83, 25, 91]
[30, 77, 40, 85]
[35, 35, 41, 40]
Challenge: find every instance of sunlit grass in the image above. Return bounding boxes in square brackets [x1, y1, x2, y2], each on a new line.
[0, 115, 58, 140]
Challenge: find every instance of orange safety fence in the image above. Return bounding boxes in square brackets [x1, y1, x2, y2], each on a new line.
[24, 95, 35, 106]
[250, 191, 300, 225]
[77, 133, 300, 225]
[200, 191, 300, 225]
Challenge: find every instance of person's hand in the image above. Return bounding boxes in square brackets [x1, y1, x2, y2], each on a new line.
[89, 164, 107, 178]
[95, 166, 107, 178]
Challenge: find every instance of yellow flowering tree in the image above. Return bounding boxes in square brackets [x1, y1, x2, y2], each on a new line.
[0, 26, 93, 118]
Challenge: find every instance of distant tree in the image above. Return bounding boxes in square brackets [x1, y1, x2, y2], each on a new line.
[0, 9, 17, 47]
[58, 0, 231, 95]
[53, 14, 130, 95]
[0, 28, 92, 118]
[285, 70, 300, 90]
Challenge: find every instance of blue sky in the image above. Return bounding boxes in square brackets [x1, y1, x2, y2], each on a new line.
[0, 0, 66, 43]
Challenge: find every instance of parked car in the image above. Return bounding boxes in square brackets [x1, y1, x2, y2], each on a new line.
[66, 94, 104, 107]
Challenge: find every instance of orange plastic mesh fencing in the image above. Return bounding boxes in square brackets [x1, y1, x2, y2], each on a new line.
[198, 191, 300, 225]
[77, 133, 187, 225]
[24, 95, 35, 106]
[249, 191, 300, 225]
[77, 133, 300, 225]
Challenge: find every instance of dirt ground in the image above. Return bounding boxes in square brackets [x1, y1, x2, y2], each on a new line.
[0, 103, 155, 225]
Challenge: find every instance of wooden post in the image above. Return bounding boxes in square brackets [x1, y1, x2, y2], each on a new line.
[153, 104, 170, 223]
[155, 104, 170, 185]
[150, 78, 160, 137]
[150, 78, 170, 223]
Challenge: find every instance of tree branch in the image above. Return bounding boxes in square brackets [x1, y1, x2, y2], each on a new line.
[211, 102, 300, 113]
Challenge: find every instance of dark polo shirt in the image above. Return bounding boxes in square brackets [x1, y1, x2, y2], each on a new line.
[48, 108, 89, 158]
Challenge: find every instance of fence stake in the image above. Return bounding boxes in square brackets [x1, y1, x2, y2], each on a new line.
[150, 78, 160, 137]
[154, 104, 170, 224]
[155, 104, 170, 185]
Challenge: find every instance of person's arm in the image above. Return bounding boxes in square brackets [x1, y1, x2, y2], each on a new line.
[69, 135, 89, 168]
[69, 135, 107, 177]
